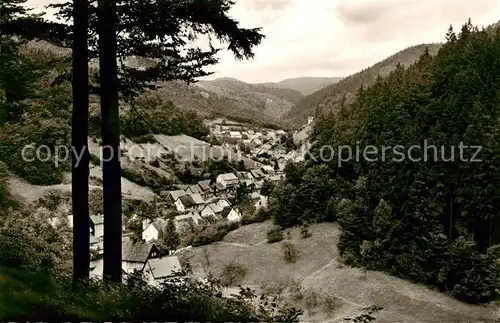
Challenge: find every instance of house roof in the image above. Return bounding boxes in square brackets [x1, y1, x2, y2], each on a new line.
[122, 240, 157, 263]
[217, 173, 238, 182]
[261, 165, 274, 173]
[147, 256, 182, 279]
[151, 219, 168, 233]
[173, 184, 188, 190]
[197, 180, 211, 191]
[175, 214, 194, 223]
[236, 171, 253, 180]
[250, 169, 265, 178]
[90, 214, 104, 225]
[215, 182, 226, 190]
[186, 184, 202, 194]
[249, 192, 260, 200]
[217, 199, 231, 207]
[221, 206, 233, 218]
[169, 190, 187, 200]
[179, 193, 204, 206]
[208, 202, 223, 214]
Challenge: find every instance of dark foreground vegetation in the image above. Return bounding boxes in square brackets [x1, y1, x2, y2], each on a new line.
[268, 20, 500, 303]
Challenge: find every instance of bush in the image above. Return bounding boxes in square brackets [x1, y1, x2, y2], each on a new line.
[220, 262, 247, 287]
[300, 223, 311, 239]
[187, 221, 240, 247]
[267, 226, 284, 243]
[89, 154, 101, 167]
[282, 241, 298, 263]
[323, 294, 341, 317]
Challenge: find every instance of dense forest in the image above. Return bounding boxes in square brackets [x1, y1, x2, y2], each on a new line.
[269, 20, 500, 303]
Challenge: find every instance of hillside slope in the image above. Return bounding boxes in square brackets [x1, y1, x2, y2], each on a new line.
[258, 77, 343, 95]
[189, 77, 304, 125]
[283, 43, 442, 127]
[178, 221, 498, 322]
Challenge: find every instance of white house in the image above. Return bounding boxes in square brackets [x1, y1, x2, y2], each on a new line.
[142, 219, 168, 242]
[221, 207, 242, 222]
[201, 204, 216, 219]
[174, 198, 186, 213]
[166, 190, 188, 203]
[216, 173, 239, 188]
[179, 193, 205, 212]
[254, 195, 268, 211]
[90, 214, 104, 239]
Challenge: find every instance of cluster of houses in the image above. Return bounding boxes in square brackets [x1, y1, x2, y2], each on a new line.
[143, 166, 282, 241]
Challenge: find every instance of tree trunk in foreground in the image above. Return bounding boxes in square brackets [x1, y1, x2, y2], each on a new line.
[98, 0, 122, 283]
[72, 0, 90, 283]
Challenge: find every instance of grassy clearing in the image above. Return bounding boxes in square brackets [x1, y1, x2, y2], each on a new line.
[178, 221, 499, 322]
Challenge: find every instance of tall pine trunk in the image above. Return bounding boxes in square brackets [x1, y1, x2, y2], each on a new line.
[72, 0, 90, 283]
[98, 0, 122, 283]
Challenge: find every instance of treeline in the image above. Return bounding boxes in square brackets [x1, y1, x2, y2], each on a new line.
[268, 20, 500, 303]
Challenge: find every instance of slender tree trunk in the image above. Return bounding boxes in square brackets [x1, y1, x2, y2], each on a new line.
[72, 0, 90, 283]
[98, 0, 122, 283]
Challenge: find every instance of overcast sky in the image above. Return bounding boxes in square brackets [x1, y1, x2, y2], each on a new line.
[27, 0, 500, 83]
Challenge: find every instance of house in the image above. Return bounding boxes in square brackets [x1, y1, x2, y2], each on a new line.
[217, 199, 231, 209]
[145, 256, 183, 286]
[216, 173, 239, 188]
[276, 130, 286, 136]
[236, 171, 254, 181]
[201, 204, 216, 219]
[179, 193, 205, 212]
[142, 219, 168, 242]
[255, 132, 263, 138]
[251, 194, 268, 211]
[173, 184, 189, 191]
[165, 190, 187, 204]
[90, 214, 104, 238]
[221, 206, 242, 222]
[186, 184, 202, 195]
[122, 240, 160, 275]
[266, 131, 276, 140]
[247, 130, 255, 135]
[250, 168, 265, 180]
[197, 180, 213, 199]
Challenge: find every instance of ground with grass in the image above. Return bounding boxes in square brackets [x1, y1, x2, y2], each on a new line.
[178, 221, 499, 322]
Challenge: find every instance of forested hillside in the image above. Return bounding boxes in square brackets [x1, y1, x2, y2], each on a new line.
[268, 20, 500, 303]
[283, 43, 442, 127]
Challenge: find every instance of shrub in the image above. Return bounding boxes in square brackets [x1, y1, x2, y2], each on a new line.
[303, 288, 320, 317]
[220, 262, 247, 286]
[282, 241, 298, 263]
[287, 278, 303, 301]
[267, 226, 284, 243]
[323, 294, 341, 317]
[89, 153, 101, 167]
[187, 221, 240, 247]
[300, 223, 311, 239]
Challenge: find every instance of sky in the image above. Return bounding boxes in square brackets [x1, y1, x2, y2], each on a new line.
[27, 0, 500, 83]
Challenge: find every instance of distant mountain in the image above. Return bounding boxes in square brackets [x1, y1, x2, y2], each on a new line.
[258, 77, 343, 95]
[152, 77, 304, 128]
[282, 43, 442, 127]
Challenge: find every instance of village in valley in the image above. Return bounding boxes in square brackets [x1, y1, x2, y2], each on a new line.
[46, 116, 315, 286]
